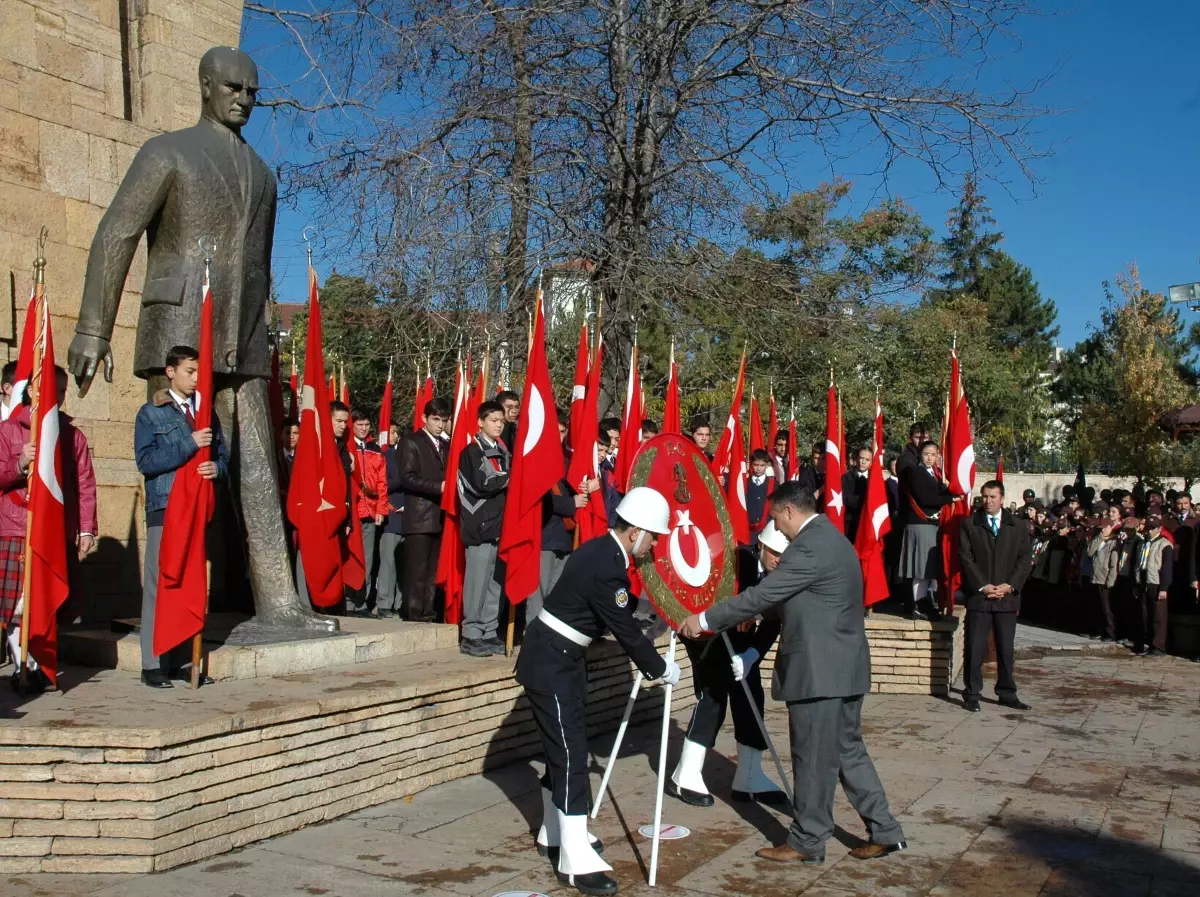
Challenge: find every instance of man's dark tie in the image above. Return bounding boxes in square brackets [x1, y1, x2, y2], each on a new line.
[184, 403, 196, 430]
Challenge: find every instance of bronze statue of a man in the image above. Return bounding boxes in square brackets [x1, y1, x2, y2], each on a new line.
[69, 46, 337, 632]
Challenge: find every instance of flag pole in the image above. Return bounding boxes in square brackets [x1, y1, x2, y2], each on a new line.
[191, 242, 215, 689]
[17, 232, 47, 691]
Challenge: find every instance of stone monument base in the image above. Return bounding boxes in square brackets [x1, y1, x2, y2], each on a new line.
[0, 633, 693, 874]
[59, 614, 460, 680]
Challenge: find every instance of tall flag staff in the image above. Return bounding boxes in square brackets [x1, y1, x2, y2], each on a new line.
[787, 398, 799, 482]
[662, 336, 681, 436]
[377, 358, 394, 447]
[823, 368, 845, 533]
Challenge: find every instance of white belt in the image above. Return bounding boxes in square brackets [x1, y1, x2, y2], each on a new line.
[538, 610, 592, 647]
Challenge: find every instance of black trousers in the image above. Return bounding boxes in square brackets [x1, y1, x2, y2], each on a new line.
[1096, 584, 1116, 640]
[1134, 583, 1169, 652]
[682, 636, 767, 751]
[526, 688, 591, 816]
[403, 532, 441, 622]
[963, 609, 1018, 702]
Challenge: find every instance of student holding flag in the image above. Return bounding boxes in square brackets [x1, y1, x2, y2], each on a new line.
[0, 366, 98, 689]
[133, 346, 227, 688]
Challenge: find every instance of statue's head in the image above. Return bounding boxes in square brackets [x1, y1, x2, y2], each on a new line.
[198, 47, 259, 133]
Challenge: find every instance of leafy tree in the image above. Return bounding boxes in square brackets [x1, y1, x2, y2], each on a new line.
[932, 174, 1004, 300]
[1074, 266, 1196, 477]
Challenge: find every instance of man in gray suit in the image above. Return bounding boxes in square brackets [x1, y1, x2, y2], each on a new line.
[682, 481, 906, 864]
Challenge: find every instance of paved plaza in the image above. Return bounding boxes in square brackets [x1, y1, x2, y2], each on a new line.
[5, 648, 1200, 897]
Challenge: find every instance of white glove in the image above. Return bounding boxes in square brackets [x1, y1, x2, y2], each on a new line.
[658, 660, 681, 686]
[731, 648, 760, 682]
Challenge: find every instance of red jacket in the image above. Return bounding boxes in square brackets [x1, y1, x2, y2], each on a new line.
[0, 406, 98, 541]
[350, 438, 389, 520]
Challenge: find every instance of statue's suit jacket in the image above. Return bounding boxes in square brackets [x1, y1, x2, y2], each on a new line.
[705, 513, 872, 701]
[77, 117, 276, 380]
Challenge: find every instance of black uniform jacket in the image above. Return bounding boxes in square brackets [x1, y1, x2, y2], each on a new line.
[516, 533, 668, 695]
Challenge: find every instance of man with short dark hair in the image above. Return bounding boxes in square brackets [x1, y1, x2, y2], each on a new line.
[598, 417, 623, 525]
[498, 389, 520, 450]
[843, 446, 873, 542]
[458, 400, 511, 656]
[958, 480, 1033, 712]
[132, 347, 227, 688]
[0, 361, 17, 422]
[690, 419, 714, 463]
[680, 482, 906, 865]
[640, 419, 659, 442]
[772, 431, 790, 484]
[797, 441, 825, 505]
[895, 423, 928, 481]
[1133, 514, 1173, 658]
[397, 397, 450, 622]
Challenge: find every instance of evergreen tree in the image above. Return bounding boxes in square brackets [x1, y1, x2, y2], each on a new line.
[978, 251, 1059, 358]
[933, 174, 1003, 300]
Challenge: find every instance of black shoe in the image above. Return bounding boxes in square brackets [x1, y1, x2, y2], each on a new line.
[964, 698, 981, 713]
[482, 637, 507, 656]
[1099, 635, 1114, 643]
[906, 609, 929, 622]
[459, 639, 488, 657]
[169, 669, 215, 686]
[555, 869, 619, 896]
[732, 789, 792, 808]
[538, 837, 605, 858]
[140, 670, 174, 689]
[665, 778, 715, 808]
[999, 698, 1031, 710]
[375, 609, 401, 619]
[1133, 645, 1149, 656]
[9, 669, 48, 695]
[1144, 647, 1166, 658]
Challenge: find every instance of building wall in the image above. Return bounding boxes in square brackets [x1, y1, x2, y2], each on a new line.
[0, 0, 244, 618]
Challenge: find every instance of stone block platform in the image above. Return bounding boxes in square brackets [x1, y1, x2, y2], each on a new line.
[0, 633, 695, 874]
[59, 614, 461, 680]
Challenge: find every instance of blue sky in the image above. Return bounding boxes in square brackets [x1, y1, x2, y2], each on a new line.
[244, 1, 1200, 348]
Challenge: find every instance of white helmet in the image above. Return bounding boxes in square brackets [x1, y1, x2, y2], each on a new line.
[616, 487, 672, 535]
[758, 520, 790, 555]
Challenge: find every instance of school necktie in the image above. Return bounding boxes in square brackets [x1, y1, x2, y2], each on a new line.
[183, 402, 196, 430]
[990, 516, 999, 537]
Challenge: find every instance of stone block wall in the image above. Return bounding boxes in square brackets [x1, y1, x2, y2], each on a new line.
[0, 1, 244, 617]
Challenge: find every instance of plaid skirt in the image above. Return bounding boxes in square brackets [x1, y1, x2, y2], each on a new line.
[0, 536, 25, 624]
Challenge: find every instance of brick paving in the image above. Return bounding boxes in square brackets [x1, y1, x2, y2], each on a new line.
[4, 651, 1199, 897]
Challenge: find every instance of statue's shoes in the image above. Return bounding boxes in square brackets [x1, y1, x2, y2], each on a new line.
[257, 603, 340, 632]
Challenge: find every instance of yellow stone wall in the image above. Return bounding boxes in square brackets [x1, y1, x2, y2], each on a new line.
[0, 0, 244, 616]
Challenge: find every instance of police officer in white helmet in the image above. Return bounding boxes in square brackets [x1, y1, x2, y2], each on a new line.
[516, 486, 681, 896]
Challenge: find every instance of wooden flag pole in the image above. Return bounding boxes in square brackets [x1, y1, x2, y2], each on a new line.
[17, 234, 47, 692]
[191, 243, 215, 689]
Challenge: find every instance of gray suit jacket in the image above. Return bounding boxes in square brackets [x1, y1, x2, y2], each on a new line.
[705, 514, 871, 702]
[77, 118, 277, 380]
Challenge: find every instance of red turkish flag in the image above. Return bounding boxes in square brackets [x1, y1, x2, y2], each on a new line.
[5, 289, 37, 417]
[24, 287, 69, 686]
[749, 395, 765, 455]
[568, 323, 590, 453]
[717, 354, 750, 545]
[662, 341, 681, 436]
[823, 380, 845, 533]
[377, 366, 394, 448]
[499, 294, 563, 603]
[154, 278, 216, 657]
[287, 267, 348, 607]
[412, 374, 434, 431]
[855, 399, 892, 607]
[614, 340, 641, 491]
[341, 501, 366, 591]
[940, 346, 975, 609]
[567, 338, 606, 542]
[767, 393, 778, 448]
[996, 456, 1004, 484]
[436, 361, 472, 624]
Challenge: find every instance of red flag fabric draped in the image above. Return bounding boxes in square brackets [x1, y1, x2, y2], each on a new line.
[718, 355, 750, 545]
[939, 346, 975, 610]
[855, 399, 892, 607]
[377, 366, 394, 448]
[436, 361, 470, 624]
[662, 341, 681, 436]
[341, 497, 366, 590]
[499, 295, 563, 603]
[749, 395, 765, 455]
[153, 277, 216, 657]
[328, 372, 336, 399]
[568, 323, 590, 453]
[567, 338, 606, 541]
[767, 393, 779, 448]
[287, 268, 348, 607]
[614, 340, 641, 491]
[823, 379, 845, 532]
[24, 287, 69, 686]
[996, 456, 1004, 484]
[6, 290, 37, 417]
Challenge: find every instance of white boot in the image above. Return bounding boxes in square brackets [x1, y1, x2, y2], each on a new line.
[732, 743, 784, 798]
[670, 738, 710, 794]
[537, 788, 603, 855]
[556, 810, 611, 877]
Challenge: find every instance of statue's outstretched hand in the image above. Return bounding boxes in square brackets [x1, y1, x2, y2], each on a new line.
[67, 333, 114, 398]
